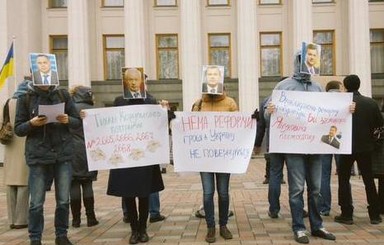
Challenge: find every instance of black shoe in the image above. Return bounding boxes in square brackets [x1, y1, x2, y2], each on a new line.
[334, 215, 354, 225]
[205, 227, 216, 243]
[370, 216, 382, 224]
[319, 211, 330, 216]
[30, 240, 42, 245]
[55, 236, 73, 245]
[139, 231, 149, 242]
[228, 210, 234, 217]
[161, 168, 167, 173]
[312, 228, 336, 241]
[262, 178, 269, 184]
[219, 225, 233, 240]
[303, 210, 309, 218]
[129, 231, 140, 244]
[123, 215, 130, 223]
[195, 209, 205, 218]
[281, 179, 286, 184]
[149, 214, 166, 223]
[294, 230, 309, 244]
[268, 211, 279, 219]
[311, 228, 336, 240]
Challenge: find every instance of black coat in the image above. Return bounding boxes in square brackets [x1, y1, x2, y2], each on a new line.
[372, 112, 384, 177]
[70, 87, 98, 181]
[106, 94, 164, 197]
[350, 91, 383, 153]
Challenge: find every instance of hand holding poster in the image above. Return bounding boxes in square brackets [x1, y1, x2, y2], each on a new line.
[171, 112, 256, 173]
[269, 90, 352, 154]
[83, 105, 170, 171]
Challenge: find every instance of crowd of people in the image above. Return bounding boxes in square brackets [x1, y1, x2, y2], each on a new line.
[1, 52, 383, 245]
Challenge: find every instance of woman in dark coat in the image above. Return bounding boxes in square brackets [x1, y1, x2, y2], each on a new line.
[107, 93, 164, 244]
[69, 86, 99, 228]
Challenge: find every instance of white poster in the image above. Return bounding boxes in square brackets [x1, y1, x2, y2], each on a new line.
[171, 112, 256, 173]
[83, 105, 170, 171]
[269, 90, 353, 154]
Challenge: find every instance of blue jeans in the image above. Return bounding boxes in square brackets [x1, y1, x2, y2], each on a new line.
[149, 192, 160, 218]
[285, 154, 323, 232]
[28, 162, 72, 241]
[268, 153, 285, 214]
[319, 154, 339, 213]
[200, 172, 230, 228]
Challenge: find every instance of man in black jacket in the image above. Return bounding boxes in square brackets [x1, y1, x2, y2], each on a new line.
[335, 74, 384, 225]
[15, 85, 81, 245]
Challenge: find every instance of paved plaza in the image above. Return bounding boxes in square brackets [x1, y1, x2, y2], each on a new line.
[0, 156, 383, 244]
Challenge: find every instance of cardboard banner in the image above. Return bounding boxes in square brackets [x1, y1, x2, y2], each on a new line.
[269, 90, 353, 154]
[83, 105, 170, 171]
[171, 112, 256, 173]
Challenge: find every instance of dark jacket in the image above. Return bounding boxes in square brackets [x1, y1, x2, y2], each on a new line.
[70, 86, 98, 181]
[106, 93, 164, 197]
[14, 85, 81, 165]
[350, 92, 383, 153]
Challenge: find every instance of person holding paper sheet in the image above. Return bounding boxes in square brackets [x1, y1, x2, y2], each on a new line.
[191, 87, 237, 243]
[14, 84, 81, 245]
[265, 50, 336, 244]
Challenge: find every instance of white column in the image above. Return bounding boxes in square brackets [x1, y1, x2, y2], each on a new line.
[68, 0, 91, 87]
[124, 0, 146, 67]
[0, 0, 8, 163]
[347, 0, 371, 96]
[237, 0, 258, 112]
[180, 0, 202, 110]
[290, 0, 313, 49]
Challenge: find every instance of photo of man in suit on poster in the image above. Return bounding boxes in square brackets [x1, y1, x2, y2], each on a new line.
[300, 42, 321, 76]
[30, 53, 59, 86]
[321, 125, 341, 149]
[122, 67, 147, 99]
[201, 65, 224, 95]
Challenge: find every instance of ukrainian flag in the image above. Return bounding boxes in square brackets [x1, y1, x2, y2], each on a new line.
[0, 43, 14, 90]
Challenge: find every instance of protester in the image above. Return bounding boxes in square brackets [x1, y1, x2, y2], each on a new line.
[191, 87, 237, 243]
[15, 83, 81, 245]
[335, 74, 383, 225]
[266, 51, 336, 244]
[2, 80, 30, 230]
[68, 85, 99, 228]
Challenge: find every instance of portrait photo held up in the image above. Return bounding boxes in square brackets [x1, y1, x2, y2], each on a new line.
[29, 53, 59, 86]
[122, 67, 147, 100]
[201, 65, 225, 95]
[300, 42, 321, 76]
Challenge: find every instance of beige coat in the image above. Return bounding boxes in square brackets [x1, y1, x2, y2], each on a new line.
[3, 98, 29, 186]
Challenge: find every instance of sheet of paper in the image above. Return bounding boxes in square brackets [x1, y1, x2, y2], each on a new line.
[38, 103, 65, 123]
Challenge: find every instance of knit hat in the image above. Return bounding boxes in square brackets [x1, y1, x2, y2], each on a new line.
[343, 74, 360, 92]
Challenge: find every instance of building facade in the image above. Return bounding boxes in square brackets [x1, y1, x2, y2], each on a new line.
[1, 0, 383, 111]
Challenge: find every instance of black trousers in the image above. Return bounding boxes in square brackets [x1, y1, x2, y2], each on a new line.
[338, 152, 380, 218]
[123, 196, 149, 232]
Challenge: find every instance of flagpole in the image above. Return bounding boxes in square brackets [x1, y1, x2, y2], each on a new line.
[12, 36, 17, 93]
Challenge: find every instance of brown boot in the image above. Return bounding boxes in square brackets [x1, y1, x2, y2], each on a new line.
[220, 225, 233, 239]
[84, 197, 99, 227]
[70, 199, 81, 228]
[205, 227, 216, 243]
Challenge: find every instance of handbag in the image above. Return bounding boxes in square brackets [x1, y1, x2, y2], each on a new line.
[0, 99, 14, 145]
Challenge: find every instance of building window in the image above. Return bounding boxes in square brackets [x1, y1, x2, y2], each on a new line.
[370, 29, 384, 74]
[102, 0, 124, 7]
[156, 34, 179, 79]
[155, 0, 177, 6]
[103, 35, 125, 80]
[313, 30, 334, 75]
[259, 0, 281, 5]
[369, 0, 384, 2]
[50, 36, 68, 80]
[260, 32, 282, 77]
[208, 33, 231, 78]
[49, 0, 67, 8]
[207, 0, 230, 6]
[312, 0, 334, 3]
